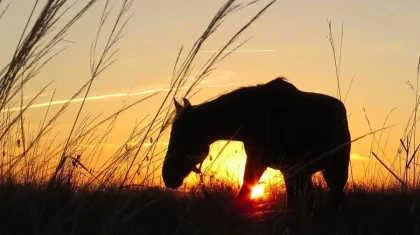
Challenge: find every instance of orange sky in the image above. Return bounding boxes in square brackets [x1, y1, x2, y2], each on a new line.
[1, 0, 420, 187]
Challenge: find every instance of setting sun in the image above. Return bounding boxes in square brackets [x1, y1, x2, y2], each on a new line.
[251, 184, 266, 199]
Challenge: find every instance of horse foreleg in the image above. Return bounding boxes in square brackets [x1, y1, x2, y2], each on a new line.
[234, 159, 265, 208]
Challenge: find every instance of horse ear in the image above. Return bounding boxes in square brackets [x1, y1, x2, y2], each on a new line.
[183, 98, 191, 108]
[173, 98, 183, 113]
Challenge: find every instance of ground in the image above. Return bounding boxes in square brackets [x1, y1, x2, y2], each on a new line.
[0, 181, 419, 235]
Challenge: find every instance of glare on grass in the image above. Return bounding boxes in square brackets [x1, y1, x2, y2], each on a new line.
[251, 184, 265, 199]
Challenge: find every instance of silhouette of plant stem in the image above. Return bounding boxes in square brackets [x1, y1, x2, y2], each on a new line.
[0, 0, 12, 21]
[326, 19, 343, 101]
[51, 0, 133, 184]
[120, 0, 279, 187]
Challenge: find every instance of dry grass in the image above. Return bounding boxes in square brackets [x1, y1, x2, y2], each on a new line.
[0, 0, 419, 234]
[0, 180, 418, 235]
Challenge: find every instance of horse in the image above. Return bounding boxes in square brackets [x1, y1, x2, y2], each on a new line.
[161, 77, 351, 210]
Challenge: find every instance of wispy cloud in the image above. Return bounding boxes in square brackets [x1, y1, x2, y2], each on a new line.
[350, 153, 368, 161]
[82, 141, 170, 149]
[201, 49, 275, 53]
[11, 93, 50, 102]
[188, 70, 237, 84]
[208, 70, 237, 82]
[2, 82, 251, 113]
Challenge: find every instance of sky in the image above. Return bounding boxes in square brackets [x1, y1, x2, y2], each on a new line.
[1, 0, 420, 187]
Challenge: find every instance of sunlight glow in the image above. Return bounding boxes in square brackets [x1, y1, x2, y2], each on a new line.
[183, 141, 369, 190]
[251, 184, 265, 199]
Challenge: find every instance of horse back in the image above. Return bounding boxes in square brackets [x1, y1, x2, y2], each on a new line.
[243, 88, 350, 170]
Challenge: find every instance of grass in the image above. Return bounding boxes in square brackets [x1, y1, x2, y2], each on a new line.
[0, 180, 419, 235]
[0, 0, 420, 234]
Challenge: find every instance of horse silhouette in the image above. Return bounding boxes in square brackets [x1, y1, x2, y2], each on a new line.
[161, 77, 351, 210]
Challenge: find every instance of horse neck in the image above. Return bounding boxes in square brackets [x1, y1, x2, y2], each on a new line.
[190, 103, 244, 144]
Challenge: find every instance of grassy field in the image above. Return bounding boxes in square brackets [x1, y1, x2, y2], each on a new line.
[0, 181, 419, 235]
[1, 0, 420, 235]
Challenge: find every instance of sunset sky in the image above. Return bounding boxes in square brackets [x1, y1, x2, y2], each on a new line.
[1, 0, 420, 186]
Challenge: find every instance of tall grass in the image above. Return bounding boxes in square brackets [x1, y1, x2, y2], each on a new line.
[0, 0, 419, 234]
[326, 18, 420, 192]
[0, 0, 279, 190]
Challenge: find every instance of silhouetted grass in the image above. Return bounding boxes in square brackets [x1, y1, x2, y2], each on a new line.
[1, 0, 420, 235]
[0, 181, 418, 235]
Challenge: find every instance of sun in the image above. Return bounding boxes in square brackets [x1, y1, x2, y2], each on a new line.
[250, 184, 265, 199]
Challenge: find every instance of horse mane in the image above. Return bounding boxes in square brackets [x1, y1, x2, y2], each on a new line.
[194, 76, 298, 108]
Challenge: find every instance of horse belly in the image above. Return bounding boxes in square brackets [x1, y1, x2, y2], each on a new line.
[263, 117, 328, 172]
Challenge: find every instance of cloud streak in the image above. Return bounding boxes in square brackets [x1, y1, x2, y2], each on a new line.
[201, 49, 275, 53]
[350, 153, 368, 161]
[2, 82, 251, 113]
[10, 93, 51, 103]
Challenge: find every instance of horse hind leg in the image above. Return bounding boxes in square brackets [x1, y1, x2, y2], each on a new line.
[283, 173, 298, 209]
[299, 173, 314, 211]
[296, 172, 315, 212]
[283, 172, 313, 211]
[322, 147, 350, 210]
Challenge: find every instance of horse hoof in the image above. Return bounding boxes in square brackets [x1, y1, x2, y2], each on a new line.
[230, 200, 255, 214]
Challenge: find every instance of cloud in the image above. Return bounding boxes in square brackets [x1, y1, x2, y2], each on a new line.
[200, 70, 237, 84]
[201, 49, 275, 53]
[185, 70, 237, 84]
[84, 141, 170, 149]
[121, 59, 136, 67]
[350, 153, 368, 161]
[10, 93, 50, 102]
[2, 82, 251, 113]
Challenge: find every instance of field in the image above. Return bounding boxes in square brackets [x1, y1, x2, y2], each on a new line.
[1, 0, 420, 235]
[0, 181, 419, 235]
